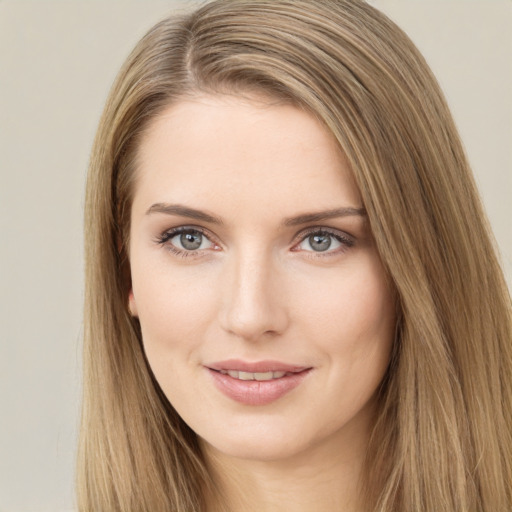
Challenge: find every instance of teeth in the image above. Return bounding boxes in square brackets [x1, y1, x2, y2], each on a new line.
[254, 371, 277, 381]
[222, 370, 287, 381]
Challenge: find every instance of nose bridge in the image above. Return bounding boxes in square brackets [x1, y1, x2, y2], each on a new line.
[220, 244, 287, 340]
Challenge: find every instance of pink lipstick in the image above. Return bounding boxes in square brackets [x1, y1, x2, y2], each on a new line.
[206, 359, 312, 406]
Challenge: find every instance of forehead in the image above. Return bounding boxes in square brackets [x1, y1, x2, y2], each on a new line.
[132, 94, 362, 219]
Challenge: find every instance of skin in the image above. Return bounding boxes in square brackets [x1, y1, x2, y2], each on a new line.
[128, 94, 396, 512]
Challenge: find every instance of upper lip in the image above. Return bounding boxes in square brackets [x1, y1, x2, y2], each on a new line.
[206, 359, 310, 373]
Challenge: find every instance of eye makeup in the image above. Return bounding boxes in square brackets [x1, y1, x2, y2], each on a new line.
[155, 223, 356, 261]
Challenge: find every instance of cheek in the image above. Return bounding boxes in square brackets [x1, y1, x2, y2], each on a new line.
[131, 264, 219, 355]
[294, 255, 395, 366]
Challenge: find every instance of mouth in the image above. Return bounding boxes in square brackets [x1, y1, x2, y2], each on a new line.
[215, 369, 294, 381]
[205, 360, 312, 406]
[207, 359, 309, 374]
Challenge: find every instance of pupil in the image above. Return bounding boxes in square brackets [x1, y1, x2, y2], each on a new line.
[309, 234, 331, 252]
[180, 232, 202, 250]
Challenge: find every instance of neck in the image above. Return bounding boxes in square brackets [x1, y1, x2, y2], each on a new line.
[202, 422, 370, 512]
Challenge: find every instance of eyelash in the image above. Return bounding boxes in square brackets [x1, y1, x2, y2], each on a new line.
[292, 227, 355, 258]
[156, 226, 217, 259]
[156, 225, 355, 259]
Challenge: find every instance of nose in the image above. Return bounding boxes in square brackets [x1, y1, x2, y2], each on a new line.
[219, 249, 289, 341]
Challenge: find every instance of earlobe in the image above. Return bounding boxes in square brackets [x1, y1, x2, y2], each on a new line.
[128, 290, 138, 317]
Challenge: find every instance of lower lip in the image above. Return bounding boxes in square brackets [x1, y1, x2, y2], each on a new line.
[207, 368, 311, 406]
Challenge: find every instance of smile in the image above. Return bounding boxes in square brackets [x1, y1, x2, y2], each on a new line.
[218, 370, 289, 381]
[206, 360, 312, 406]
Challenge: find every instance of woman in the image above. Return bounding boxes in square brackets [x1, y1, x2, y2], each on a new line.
[78, 0, 512, 510]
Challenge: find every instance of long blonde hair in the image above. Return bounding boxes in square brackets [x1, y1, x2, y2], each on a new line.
[79, 1, 512, 510]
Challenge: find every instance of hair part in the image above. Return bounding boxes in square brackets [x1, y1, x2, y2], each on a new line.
[79, 1, 512, 510]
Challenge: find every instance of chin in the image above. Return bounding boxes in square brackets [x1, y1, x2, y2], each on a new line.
[193, 395, 378, 467]
[201, 433, 309, 463]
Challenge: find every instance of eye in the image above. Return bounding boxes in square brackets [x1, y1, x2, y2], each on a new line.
[157, 226, 217, 256]
[293, 229, 354, 255]
[173, 230, 211, 251]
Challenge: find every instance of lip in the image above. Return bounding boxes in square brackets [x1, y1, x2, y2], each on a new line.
[206, 359, 312, 406]
[207, 359, 309, 373]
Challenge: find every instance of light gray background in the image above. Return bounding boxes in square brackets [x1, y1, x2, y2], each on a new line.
[0, 1, 510, 511]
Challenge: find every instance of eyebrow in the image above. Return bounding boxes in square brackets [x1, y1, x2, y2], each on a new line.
[146, 203, 223, 224]
[146, 203, 366, 227]
[283, 207, 366, 226]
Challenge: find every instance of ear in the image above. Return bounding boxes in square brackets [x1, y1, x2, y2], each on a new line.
[128, 289, 139, 317]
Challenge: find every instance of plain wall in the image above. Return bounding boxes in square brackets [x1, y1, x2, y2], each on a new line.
[0, 1, 510, 511]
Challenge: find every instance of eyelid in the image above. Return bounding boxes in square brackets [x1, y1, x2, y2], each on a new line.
[291, 226, 355, 254]
[156, 225, 221, 256]
[157, 225, 208, 243]
[155, 224, 354, 258]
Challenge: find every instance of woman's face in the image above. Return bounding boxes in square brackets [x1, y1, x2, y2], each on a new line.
[128, 94, 395, 462]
